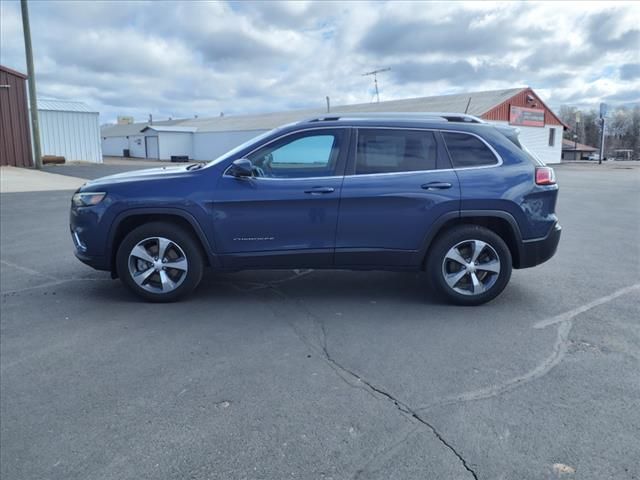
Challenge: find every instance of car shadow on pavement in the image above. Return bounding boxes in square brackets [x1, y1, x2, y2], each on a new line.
[85, 269, 441, 306]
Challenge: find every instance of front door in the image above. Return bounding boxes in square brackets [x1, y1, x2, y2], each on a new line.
[212, 128, 350, 268]
[335, 128, 460, 267]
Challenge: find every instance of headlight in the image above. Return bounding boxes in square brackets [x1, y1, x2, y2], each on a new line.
[72, 192, 106, 207]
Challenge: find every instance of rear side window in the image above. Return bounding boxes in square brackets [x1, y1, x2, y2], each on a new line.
[356, 129, 438, 174]
[442, 132, 499, 168]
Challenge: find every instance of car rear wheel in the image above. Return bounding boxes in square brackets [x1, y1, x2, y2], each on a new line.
[427, 225, 512, 306]
[116, 222, 204, 302]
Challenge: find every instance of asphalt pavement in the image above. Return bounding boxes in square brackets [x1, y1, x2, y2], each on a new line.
[1, 162, 639, 480]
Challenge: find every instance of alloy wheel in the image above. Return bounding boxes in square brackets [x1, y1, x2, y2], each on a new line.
[127, 236, 189, 294]
[441, 239, 501, 296]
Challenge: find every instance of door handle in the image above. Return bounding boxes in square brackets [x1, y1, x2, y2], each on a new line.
[304, 187, 335, 194]
[421, 182, 452, 190]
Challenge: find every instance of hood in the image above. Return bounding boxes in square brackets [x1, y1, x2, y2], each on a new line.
[81, 165, 197, 189]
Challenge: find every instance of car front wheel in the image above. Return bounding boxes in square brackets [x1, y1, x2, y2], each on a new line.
[427, 225, 512, 306]
[116, 222, 204, 302]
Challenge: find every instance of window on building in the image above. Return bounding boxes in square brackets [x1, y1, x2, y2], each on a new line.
[442, 132, 499, 168]
[355, 129, 438, 174]
[548, 128, 556, 147]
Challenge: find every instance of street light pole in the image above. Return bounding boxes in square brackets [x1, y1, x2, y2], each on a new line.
[20, 0, 42, 169]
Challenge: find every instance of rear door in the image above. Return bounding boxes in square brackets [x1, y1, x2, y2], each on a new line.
[334, 128, 460, 267]
[212, 128, 349, 268]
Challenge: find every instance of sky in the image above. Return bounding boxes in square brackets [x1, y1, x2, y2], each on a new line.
[1, 0, 639, 124]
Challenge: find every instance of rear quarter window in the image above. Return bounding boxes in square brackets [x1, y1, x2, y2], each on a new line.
[442, 132, 499, 168]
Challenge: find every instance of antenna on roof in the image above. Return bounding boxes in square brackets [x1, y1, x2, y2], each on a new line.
[362, 67, 390, 103]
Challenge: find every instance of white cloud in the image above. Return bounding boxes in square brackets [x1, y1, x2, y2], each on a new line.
[1, 0, 638, 123]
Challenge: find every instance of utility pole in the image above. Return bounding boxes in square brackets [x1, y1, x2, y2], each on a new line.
[573, 111, 580, 159]
[599, 103, 607, 165]
[598, 117, 605, 165]
[362, 68, 390, 103]
[21, 0, 42, 169]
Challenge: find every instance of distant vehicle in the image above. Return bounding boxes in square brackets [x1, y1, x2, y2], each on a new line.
[587, 153, 600, 161]
[70, 113, 561, 305]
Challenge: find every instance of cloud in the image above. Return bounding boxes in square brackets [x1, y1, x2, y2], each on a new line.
[620, 63, 640, 81]
[586, 10, 640, 52]
[358, 5, 548, 58]
[1, 0, 638, 123]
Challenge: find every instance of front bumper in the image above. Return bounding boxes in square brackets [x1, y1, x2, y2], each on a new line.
[70, 205, 111, 272]
[73, 249, 110, 271]
[517, 223, 562, 269]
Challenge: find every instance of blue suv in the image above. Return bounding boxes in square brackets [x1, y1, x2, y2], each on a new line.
[70, 113, 561, 305]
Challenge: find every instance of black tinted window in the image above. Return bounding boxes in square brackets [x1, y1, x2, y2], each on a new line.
[356, 129, 437, 174]
[442, 132, 498, 168]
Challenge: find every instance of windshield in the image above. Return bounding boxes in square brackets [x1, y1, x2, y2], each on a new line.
[205, 128, 281, 167]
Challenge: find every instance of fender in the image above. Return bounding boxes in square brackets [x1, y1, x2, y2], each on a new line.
[107, 207, 220, 270]
[416, 209, 524, 265]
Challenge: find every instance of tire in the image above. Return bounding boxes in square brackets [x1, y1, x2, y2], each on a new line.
[426, 225, 512, 306]
[116, 222, 204, 302]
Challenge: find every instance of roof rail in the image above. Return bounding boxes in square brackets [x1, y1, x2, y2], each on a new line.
[304, 112, 487, 124]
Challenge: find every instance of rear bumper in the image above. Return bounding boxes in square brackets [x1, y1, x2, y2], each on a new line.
[516, 223, 561, 269]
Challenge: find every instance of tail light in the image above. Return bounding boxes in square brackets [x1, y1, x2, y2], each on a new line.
[535, 167, 556, 185]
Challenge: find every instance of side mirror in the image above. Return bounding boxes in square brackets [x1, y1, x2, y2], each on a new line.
[229, 158, 253, 178]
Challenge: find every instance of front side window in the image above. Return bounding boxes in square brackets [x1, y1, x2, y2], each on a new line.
[442, 132, 499, 168]
[248, 130, 341, 178]
[356, 129, 438, 174]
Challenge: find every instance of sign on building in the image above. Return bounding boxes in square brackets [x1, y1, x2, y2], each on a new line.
[509, 106, 545, 127]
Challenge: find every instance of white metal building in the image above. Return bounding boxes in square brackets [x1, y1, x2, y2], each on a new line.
[35, 99, 102, 163]
[101, 87, 566, 164]
[139, 126, 197, 160]
[101, 119, 186, 159]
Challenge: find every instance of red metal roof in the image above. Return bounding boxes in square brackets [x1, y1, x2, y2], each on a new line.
[0, 64, 28, 80]
[481, 87, 568, 129]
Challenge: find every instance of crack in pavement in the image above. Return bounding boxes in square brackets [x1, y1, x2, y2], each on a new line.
[416, 283, 640, 413]
[321, 343, 479, 480]
[259, 274, 479, 480]
[250, 274, 638, 479]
